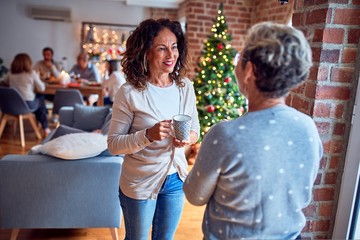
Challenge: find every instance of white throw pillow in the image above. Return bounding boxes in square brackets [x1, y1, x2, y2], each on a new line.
[31, 132, 108, 160]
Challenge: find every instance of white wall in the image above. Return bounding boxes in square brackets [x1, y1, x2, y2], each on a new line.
[0, 0, 150, 70]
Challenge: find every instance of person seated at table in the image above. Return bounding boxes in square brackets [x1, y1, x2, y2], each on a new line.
[0, 53, 51, 136]
[69, 52, 101, 83]
[69, 52, 101, 105]
[101, 59, 126, 106]
[34, 47, 61, 82]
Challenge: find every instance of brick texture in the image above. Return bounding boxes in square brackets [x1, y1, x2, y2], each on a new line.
[342, 47, 358, 63]
[313, 102, 331, 118]
[333, 8, 360, 25]
[292, 1, 359, 238]
[322, 28, 344, 43]
[348, 29, 360, 44]
[315, 85, 351, 100]
[306, 8, 331, 25]
[150, 8, 178, 20]
[330, 67, 355, 83]
[319, 202, 334, 217]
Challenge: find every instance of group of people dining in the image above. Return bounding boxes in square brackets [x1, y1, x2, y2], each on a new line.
[0, 47, 125, 136]
[0, 17, 323, 239]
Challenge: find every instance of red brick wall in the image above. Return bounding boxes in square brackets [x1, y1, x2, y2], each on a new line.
[289, 0, 360, 238]
[150, 8, 178, 20]
[252, 0, 294, 24]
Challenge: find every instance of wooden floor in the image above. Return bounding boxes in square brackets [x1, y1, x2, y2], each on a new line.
[0, 120, 205, 240]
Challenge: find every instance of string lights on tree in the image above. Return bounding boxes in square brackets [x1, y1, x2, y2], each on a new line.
[193, 2, 247, 141]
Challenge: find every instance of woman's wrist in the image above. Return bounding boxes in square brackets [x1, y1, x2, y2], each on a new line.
[145, 128, 153, 142]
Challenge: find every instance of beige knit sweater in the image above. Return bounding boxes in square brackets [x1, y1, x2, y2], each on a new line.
[107, 78, 200, 200]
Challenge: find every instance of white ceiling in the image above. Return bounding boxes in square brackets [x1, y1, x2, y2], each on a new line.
[110, 0, 185, 9]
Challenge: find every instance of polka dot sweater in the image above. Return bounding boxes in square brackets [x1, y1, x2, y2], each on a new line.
[183, 105, 323, 239]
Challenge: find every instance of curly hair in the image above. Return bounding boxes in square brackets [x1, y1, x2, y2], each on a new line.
[121, 18, 188, 91]
[241, 22, 312, 98]
[11, 53, 33, 74]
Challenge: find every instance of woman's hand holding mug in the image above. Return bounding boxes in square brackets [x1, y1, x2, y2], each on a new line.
[146, 120, 172, 142]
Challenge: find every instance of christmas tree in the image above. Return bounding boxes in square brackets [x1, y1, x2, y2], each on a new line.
[193, 3, 247, 141]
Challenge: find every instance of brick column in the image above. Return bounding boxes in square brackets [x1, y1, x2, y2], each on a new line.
[290, 0, 360, 238]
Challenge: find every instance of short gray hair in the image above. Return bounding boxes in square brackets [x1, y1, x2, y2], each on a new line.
[242, 22, 312, 98]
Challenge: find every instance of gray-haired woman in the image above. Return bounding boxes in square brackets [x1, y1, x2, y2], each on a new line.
[184, 22, 323, 239]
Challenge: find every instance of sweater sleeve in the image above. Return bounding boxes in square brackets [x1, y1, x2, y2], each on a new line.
[32, 71, 45, 92]
[50, 64, 60, 78]
[107, 86, 152, 155]
[183, 125, 224, 206]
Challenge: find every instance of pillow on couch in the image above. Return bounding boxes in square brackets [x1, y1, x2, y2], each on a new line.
[28, 125, 86, 154]
[73, 104, 110, 131]
[51, 124, 85, 140]
[41, 124, 86, 144]
[31, 132, 108, 160]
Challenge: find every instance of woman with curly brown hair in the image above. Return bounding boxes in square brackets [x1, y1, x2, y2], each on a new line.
[107, 18, 200, 239]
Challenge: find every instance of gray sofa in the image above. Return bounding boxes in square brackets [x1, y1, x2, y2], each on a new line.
[0, 105, 123, 240]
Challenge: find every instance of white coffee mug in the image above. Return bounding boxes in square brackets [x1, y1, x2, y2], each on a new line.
[172, 114, 192, 141]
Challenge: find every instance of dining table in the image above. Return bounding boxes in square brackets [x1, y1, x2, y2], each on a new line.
[43, 82, 104, 106]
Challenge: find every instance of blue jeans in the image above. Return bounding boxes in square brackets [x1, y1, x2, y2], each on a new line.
[26, 94, 48, 129]
[119, 173, 184, 240]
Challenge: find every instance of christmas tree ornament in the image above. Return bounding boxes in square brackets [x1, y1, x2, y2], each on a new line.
[217, 43, 224, 50]
[207, 105, 215, 113]
[224, 76, 232, 83]
[205, 93, 213, 100]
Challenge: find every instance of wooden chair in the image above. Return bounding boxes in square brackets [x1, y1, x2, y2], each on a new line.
[0, 87, 42, 147]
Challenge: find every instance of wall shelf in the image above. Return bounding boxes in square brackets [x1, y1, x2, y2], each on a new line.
[81, 21, 136, 61]
[81, 21, 136, 77]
